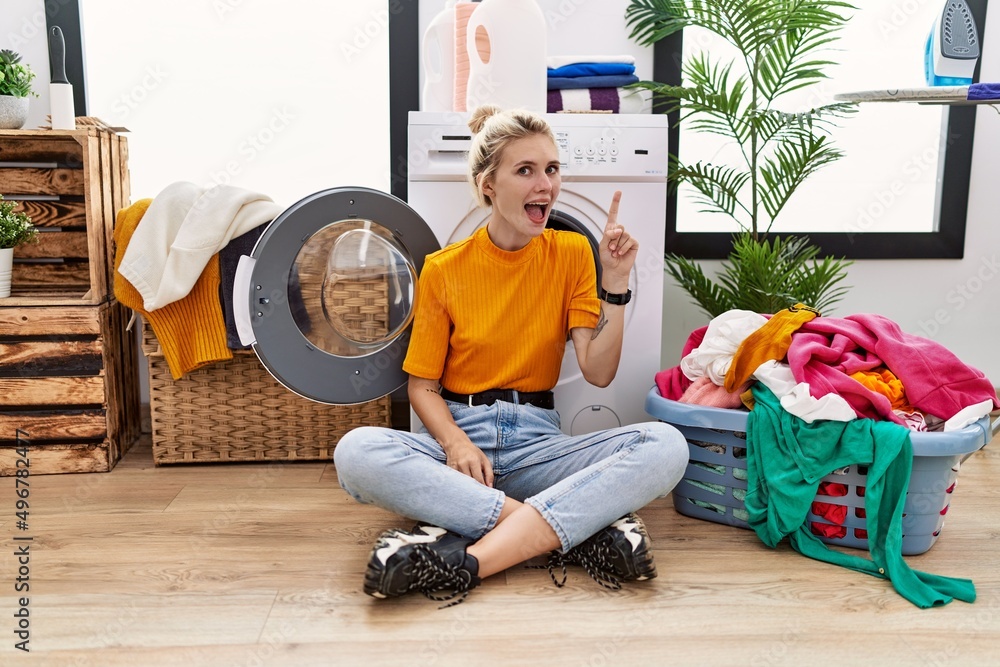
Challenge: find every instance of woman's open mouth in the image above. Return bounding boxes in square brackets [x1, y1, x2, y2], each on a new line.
[525, 201, 549, 224]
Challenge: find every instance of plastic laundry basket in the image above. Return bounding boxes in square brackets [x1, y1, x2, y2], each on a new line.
[645, 387, 994, 556]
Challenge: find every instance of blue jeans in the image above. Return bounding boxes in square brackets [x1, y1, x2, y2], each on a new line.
[333, 400, 689, 551]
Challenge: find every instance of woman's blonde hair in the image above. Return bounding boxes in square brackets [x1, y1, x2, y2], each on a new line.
[467, 105, 555, 208]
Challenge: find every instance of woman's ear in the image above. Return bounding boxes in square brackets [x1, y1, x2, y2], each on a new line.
[481, 175, 495, 198]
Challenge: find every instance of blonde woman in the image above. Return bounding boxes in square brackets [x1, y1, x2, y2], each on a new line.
[334, 105, 688, 605]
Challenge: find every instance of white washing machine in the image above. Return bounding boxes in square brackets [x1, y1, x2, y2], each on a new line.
[407, 111, 668, 434]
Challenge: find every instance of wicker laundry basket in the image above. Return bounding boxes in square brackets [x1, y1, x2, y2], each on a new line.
[645, 387, 994, 555]
[141, 259, 394, 465]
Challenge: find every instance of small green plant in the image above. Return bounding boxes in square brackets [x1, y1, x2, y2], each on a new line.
[0, 195, 38, 249]
[0, 49, 37, 98]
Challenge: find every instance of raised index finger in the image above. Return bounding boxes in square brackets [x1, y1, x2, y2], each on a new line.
[605, 190, 622, 233]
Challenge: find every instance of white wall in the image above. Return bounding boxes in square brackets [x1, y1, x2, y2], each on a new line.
[661, 5, 1000, 385]
[0, 0, 53, 130]
[79, 0, 391, 206]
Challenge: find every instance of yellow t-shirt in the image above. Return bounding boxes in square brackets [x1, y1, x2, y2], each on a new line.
[402, 227, 601, 393]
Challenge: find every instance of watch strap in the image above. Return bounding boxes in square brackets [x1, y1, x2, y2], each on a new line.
[599, 287, 632, 305]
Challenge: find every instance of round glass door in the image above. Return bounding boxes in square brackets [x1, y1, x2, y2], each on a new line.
[289, 220, 416, 358]
[246, 187, 439, 405]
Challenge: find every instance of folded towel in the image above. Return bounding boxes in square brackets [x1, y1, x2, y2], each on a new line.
[547, 63, 636, 78]
[546, 54, 635, 69]
[548, 74, 640, 91]
[967, 83, 1000, 100]
[547, 87, 651, 114]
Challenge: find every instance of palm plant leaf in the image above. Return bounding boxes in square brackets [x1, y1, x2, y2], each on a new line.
[673, 162, 752, 220]
[751, 102, 857, 146]
[664, 253, 737, 317]
[788, 254, 853, 313]
[633, 55, 751, 142]
[758, 135, 843, 222]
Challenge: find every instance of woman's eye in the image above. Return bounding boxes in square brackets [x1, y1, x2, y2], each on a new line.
[546, 165, 559, 175]
[518, 167, 530, 175]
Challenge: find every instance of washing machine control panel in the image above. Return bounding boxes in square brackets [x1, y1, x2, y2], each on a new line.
[554, 128, 667, 180]
[407, 111, 669, 182]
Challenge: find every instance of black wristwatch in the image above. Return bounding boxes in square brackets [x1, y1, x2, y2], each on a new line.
[599, 287, 632, 305]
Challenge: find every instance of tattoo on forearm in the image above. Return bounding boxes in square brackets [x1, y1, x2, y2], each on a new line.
[591, 306, 608, 340]
[425, 388, 440, 395]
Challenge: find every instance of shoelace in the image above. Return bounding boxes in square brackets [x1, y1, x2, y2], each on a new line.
[407, 544, 475, 608]
[533, 541, 623, 591]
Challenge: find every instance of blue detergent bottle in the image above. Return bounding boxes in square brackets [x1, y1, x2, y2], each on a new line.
[924, 0, 980, 86]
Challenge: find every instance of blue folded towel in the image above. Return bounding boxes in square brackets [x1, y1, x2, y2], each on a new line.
[547, 62, 636, 78]
[967, 83, 1000, 101]
[547, 74, 640, 91]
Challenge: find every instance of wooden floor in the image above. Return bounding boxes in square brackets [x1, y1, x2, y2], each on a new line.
[3, 424, 1000, 666]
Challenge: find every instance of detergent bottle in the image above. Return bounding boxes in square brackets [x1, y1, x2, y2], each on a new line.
[421, 0, 457, 112]
[465, 0, 547, 113]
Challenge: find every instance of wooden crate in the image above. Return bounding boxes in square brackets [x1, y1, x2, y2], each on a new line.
[0, 299, 142, 474]
[0, 124, 129, 305]
[141, 322, 391, 465]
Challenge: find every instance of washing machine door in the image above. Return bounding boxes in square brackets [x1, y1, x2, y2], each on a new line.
[233, 187, 440, 405]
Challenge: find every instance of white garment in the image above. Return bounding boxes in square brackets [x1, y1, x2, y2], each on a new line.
[546, 55, 636, 68]
[753, 360, 857, 423]
[118, 181, 283, 311]
[943, 399, 994, 432]
[680, 310, 767, 385]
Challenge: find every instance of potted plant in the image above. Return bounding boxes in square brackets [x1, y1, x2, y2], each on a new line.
[0, 194, 38, 297]
[0, 49, 37, 130]
[625, 0, 857, 318]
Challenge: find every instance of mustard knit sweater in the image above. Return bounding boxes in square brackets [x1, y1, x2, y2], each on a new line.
[114, 199, 232, 379]
[403, 227, 600, 393]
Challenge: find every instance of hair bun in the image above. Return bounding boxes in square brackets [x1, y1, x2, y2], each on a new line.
[467, 104, 504, 134]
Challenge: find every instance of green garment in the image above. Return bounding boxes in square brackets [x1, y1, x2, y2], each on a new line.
[744, 385, 975, 608]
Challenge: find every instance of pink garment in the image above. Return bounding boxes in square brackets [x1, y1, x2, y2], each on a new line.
[654, 326, 708, 400]
[786, 313, 999, 424]
[678, 376, 748, 409]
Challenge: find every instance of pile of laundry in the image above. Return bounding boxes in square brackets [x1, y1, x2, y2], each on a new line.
[654, 305, 999, 609]
[546, 55, 650, 114]
[656, 305, 997, 432]
[113, 182, 280, 380]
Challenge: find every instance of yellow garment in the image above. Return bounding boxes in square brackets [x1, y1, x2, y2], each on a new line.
[850, 367, 914, 412]
[724, 303, 819, 392]
[113, 199, 232, 379]
[403, 227, 600, 393]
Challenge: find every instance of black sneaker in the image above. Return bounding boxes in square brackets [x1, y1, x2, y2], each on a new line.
[363, 524, 481, 607]
[541, 513, 657, 590]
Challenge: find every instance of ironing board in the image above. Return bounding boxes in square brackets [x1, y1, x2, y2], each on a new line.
[834, 86, 1000, 106]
